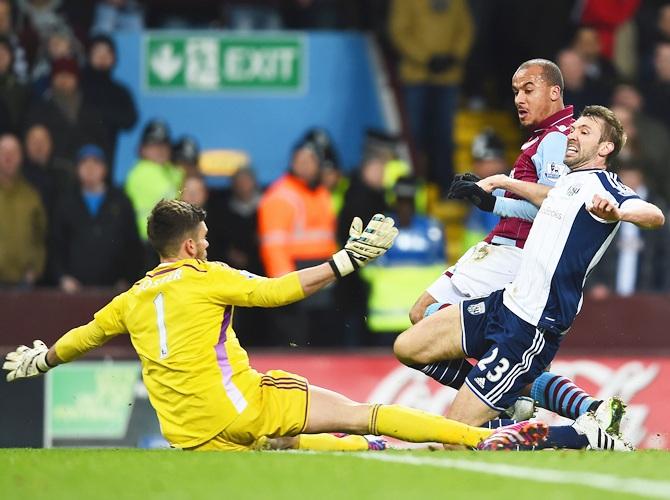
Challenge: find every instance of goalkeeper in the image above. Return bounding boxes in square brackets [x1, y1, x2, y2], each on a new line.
[3, 199, 544, 452]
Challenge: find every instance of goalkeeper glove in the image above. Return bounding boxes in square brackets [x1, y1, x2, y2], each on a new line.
[452, 172, 481, 184]
[3, 340, 53, 382]
[330, 213, 398, 278]
[447, 179, 496, 212]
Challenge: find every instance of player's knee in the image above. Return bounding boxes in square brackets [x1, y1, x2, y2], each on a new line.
[393, 331, 425, 366]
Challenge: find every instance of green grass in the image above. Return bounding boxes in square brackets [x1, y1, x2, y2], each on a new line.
[2, 449, 670, 500]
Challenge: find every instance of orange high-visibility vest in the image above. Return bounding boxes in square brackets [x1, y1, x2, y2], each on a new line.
[258, 174, 337, 277]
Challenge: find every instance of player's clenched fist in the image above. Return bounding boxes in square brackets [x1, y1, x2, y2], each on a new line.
[587, 194, 621, 222]
[329, 214, 399, 277]
[3, 340, 52, 382]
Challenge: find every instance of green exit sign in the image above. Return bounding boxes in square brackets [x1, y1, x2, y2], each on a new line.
[144, 33, 305, 92]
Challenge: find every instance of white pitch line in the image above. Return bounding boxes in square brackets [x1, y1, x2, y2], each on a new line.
[344, 452, 670, 499]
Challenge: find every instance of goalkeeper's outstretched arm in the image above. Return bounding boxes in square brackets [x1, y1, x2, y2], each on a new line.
[296, 214, 398, 297]
[3, 319, 111, 381]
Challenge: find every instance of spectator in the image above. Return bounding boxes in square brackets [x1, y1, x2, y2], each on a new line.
[389, 0, 474, 195]
[335, 149, 388, 345]
[281, 0, 343, 29]
[180, 173, 208, 208]
[22, 123, 63, 210]
[637, 2, 670, 79]
[209, 167, 262, 274]
[257, 134, 337, 345]
[611, 104, 670, 202]
[125, 119, 183, 243]
[463, 129, 510, 250]
[14, 0, 67, 62]
[577, 0, 640, 60]
[0, 36, 29, 133]
[0, 0, 29, 81]
[91, 0, 144, 34]
[26, 56, 108, 173]
[337, 151, 387, 246]
[223, 1, 282, 30]
[81, 34, 137, 171]
[258, 136, 336, 277]
[0, 133, 46, 286]
[301, 127, 344, 212]
[30, 24, 84, 96]
[571, 25, 618, 93]
[50, 144, 142, 292]
[208, 166, 267, 346]
[587, 162, 670, 298]
[611, 83, 670, 201]
[171, 135, 200, 177]
[558, 48, 609, 115]
[642, 42, 670, 131]
[362, 176, 445, 334]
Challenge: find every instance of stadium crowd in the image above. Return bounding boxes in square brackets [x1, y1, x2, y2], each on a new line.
[1, 0, 670, 347]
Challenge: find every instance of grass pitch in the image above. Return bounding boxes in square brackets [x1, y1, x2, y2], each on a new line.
[2, 448, 670, 500]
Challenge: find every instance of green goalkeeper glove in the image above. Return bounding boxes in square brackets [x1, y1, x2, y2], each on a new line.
[330, 214, 398, 278]
[3, 340, 53, 382]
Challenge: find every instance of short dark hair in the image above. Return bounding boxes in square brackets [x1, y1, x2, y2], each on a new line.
[147, 199, 206, 257]
[581, 105, 627, 164]
[516, 58, 564, 93]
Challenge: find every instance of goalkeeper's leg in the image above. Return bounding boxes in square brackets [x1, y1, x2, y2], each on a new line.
[302, 385, 493, 448]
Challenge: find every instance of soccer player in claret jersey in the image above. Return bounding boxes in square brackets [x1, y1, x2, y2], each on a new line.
[3, 201, 546, 451]
[395, 105, 665, 450]
[406, 59, 623, 438]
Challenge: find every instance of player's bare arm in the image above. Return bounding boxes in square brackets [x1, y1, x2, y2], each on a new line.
[588, 194, 665, 229]
[477, 174, 552, 208]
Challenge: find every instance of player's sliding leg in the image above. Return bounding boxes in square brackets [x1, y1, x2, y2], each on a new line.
[303, 385, 495, 448]
[418, 301, 612, 429]
[527, 373, 626, 434]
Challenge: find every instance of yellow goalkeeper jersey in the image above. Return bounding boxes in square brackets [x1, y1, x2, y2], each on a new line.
[54, 259, 305, 448]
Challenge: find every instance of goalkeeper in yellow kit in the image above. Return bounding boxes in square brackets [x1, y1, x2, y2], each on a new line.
[3, 200, 546, 451]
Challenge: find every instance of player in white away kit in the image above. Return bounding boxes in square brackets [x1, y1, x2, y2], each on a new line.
[394, 105, 665, 450]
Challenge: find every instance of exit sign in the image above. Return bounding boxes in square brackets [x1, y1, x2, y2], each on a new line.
[144, 33, 305, 92]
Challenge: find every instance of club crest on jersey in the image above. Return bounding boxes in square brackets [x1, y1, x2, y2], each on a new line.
[467, 302, 486, 315]
[546, 162, 564, 180]
[567, 184, 582, 197]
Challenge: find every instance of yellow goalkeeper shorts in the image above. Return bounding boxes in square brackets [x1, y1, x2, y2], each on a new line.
[190, 369, 310, 451]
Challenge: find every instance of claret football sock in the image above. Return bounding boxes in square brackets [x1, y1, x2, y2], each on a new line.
[297, 433, 371, 451]
[530, 372, 599, 420]
[368, 404, 491, 448]
[412, 359, 473, 389]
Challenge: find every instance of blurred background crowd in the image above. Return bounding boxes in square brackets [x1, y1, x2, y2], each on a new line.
[2, 0, 670, 348]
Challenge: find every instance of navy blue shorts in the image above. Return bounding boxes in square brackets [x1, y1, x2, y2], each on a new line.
[460, 289, 562, 411]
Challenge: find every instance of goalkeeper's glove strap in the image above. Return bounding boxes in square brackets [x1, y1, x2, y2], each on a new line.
[35, 351, 52, 373]
[329, 249, 358, 278]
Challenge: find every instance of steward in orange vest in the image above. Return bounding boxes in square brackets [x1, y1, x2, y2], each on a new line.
[258, 140, 337, 277]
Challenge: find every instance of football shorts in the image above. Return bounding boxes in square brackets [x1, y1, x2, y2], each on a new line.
[426, 242, 523, 304]
[189, 369, 309, 451]
[460, 290, 562, 411]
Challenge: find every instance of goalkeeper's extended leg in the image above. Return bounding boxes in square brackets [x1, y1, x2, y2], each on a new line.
[303, 385, 493, 448]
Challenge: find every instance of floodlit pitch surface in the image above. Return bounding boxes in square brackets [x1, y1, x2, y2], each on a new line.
[2, 449, 670, 499]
